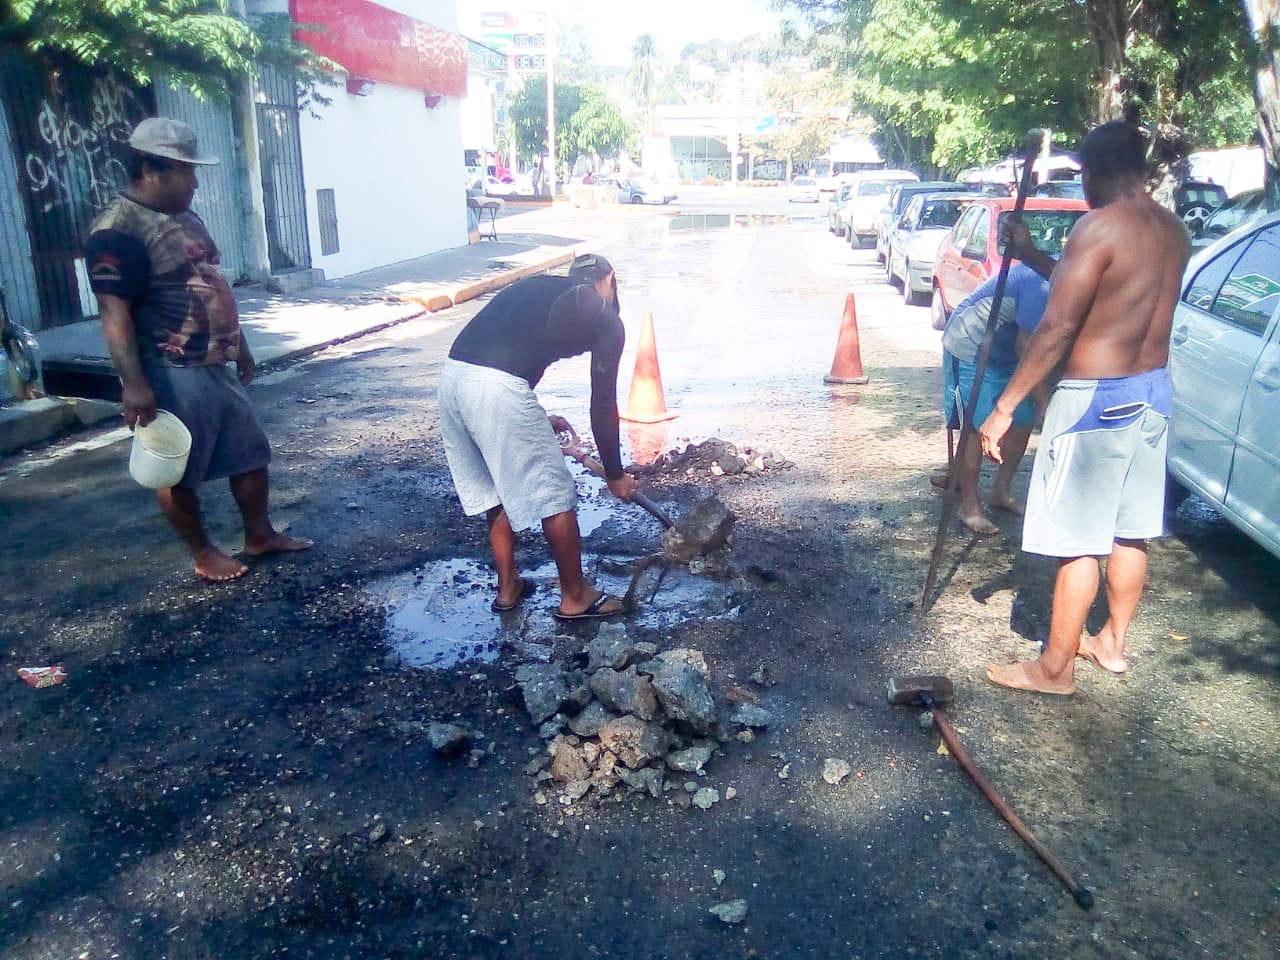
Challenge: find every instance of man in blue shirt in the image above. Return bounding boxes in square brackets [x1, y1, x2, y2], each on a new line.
[941, 260, 1051, 534]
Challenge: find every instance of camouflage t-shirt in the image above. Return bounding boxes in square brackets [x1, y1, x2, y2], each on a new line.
[85, 195, 241, 367]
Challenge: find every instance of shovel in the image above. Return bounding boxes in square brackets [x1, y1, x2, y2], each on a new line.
[555, 423, 674, 528]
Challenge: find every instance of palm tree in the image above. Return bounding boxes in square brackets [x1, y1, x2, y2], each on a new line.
[629, 33, 658, 134]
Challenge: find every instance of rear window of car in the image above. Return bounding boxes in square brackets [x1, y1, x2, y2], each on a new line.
[998, 210, 1086, 257]
[919, 198, 972, 229]
[857, 180, 893, 196]
[1210, 224, 1280, 335]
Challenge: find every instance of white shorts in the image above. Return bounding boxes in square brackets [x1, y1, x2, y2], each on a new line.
[438, 358, 577, 532]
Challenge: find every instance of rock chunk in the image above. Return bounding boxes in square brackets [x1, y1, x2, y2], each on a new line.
[822, 758, 852, 784]
[662, 497, 735, 563]
[691, 787, 720, 810]
[730, 704, 774, 729]
[549, 736, 590, 783]
[427, 722, 473, 756]
[617, 765, 663, 798]
[666, 743, 715, 773]
[709, 899, 748, 925]
[515, 663, 568, 724]
[598, 715, 668, 769]
[652, 662, 717, 734]
[658, 648, 709, 676]
[586, 624, 641, 672]
[589, 666, 658, 720]
[568, 701, 614, 738]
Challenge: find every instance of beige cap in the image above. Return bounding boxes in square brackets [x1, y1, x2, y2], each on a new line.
[128, 117, 219, 165]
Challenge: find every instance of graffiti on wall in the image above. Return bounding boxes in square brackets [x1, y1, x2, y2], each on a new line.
[23, 74, 148, 213]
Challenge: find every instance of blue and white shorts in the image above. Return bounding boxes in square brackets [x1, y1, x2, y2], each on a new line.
[1023, 368, 1172, 558]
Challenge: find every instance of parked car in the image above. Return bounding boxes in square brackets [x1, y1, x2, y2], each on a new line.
[874, 181, 970, 262]
[1192, 188, 1267, 249]
[1172, 180, 1228, 235]
[931, 196, 1089, 330]
[485, 174, 535, 198]
[827, 181, 855, 233]
[617, 179, 678, 204]
[886, 193, 983, 304]
[788, 176, 821, 203]
[842, 170, 919, 247]
[1033, 179, 1085, 200]
[1167, 210, 1280, 560]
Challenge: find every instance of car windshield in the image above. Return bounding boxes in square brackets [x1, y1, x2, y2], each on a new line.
[997, 210, 1085, 256]
[1202, 191, 1264, 237]
[919, 198, 971, 229]
[793, 177, 815, 186]
[1181, 187, 1225, 204]
[1036, 181, 1084, 199]
[857, 180, 894, 196]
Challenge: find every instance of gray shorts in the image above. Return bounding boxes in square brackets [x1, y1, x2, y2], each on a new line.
[145, 363, 272, 490]
[438, 359, 576, 532]
[1023, 368, 1173, 558]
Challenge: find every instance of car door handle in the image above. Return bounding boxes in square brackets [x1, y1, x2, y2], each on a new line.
[1170, 325, 1190, 346]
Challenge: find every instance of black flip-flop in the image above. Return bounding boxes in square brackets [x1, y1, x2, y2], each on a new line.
[491, 577, 536, 613]
[552, 592, 628, 622]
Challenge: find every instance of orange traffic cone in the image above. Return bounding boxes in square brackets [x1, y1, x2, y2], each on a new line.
[621, 312, 679, 423]
[824, 293, 869, 385]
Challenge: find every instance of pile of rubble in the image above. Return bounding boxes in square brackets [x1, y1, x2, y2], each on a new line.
[513, 624, 772, 807]
[634, 439, 793, 482]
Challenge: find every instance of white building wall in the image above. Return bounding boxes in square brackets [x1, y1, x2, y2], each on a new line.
[298, 81, 466, 279]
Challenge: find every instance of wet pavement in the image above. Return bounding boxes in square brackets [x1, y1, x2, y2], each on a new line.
[1, 189, 1278, 959]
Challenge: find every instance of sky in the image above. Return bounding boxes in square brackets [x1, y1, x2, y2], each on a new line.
[559, 0, 788, 66]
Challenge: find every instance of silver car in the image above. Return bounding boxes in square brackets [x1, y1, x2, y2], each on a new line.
[1168, 209, 1280, 559]
[885, 193, 982, 305]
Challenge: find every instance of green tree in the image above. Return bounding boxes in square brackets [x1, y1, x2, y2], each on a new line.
[629, 33, 659, 133]
[562, 86, 637, 159]
[509, 79, 635, 163]
[1241, 0, 1280, 207]
[3, 0, 330, 101]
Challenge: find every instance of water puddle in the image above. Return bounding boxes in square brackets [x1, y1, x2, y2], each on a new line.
[367, 555, 744, 670]
[668, 213, 795, 231]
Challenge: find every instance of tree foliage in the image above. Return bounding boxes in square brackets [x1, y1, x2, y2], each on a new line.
[509, 79, 636, 163]
[784, 0, 1260, 174]
[3, 0, 334, 102]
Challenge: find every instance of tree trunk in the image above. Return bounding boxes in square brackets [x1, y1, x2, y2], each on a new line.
[1085, 0, 1136, 121]
[1241, 0, 1280, 210]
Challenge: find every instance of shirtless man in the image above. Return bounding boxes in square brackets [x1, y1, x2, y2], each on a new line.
[978, 121, 1190, 695]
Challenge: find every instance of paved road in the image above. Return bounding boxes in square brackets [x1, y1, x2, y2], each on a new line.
[1, 192, 1277, 959]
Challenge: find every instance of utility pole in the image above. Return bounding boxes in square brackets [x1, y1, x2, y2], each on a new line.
[544, 13, 556, 198]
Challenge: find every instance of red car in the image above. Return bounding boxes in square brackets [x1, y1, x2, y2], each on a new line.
[930, 197, 1089, 329]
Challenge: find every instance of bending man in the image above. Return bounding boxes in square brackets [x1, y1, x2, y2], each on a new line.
[979, 121, 1190, 695]
[440, 254, 637, 620]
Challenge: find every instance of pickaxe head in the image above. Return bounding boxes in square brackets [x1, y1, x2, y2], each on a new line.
[886, 675, 955, 707]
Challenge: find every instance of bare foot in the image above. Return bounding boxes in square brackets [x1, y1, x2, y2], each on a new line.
[243, 530, 314, 558]
[958, 506, 999, 536]
[987, 492, 1025, 516]
[986, 660, 1075, 695]
[492, 577, 535, 613]
[1077, 630, 1129, 674]
[193, 548, 249, 583]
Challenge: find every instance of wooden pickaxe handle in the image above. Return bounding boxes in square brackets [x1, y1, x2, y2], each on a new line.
[558, 437, 675, 530]
[929, 704, 1094, 910]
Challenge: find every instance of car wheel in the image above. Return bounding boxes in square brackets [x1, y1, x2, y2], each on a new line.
[903, 265, 920, 304]
[875, 242, 885, 264]
[930, 286, 948, 330]
[631, 196, 644, 205]
[884, 253, 895, 284]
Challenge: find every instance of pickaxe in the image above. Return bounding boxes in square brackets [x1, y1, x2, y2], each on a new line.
[888, 675, 1095, 910]
[921, 130, 1043, 613]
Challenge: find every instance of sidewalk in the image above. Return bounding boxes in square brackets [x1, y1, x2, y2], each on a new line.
[0, 202, 643, 455]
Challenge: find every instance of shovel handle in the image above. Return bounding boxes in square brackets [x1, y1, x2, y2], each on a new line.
[931, 707, 1094, 910]
[562, 446, 674, 530]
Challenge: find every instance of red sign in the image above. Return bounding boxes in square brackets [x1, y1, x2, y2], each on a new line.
[291, 0, 468, 97]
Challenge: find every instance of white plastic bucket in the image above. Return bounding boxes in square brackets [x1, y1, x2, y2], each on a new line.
[129, 409, 192, 489]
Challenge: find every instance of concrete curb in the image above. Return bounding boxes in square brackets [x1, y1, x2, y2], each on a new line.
[398, 248, 577, 314]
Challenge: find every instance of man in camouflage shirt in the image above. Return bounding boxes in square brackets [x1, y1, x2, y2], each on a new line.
[86, 118, 310, 582]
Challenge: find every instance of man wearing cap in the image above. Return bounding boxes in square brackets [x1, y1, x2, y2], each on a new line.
[440, 254, 637, 619]
[85, 117, 311, 582]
